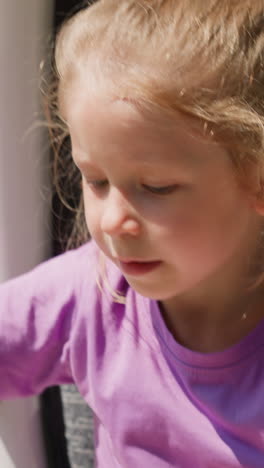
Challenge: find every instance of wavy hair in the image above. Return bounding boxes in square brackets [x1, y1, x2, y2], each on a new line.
[47, 0, 264, 250]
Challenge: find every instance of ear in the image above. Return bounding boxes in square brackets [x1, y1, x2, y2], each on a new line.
[252, 202, 264, 216]
[246, 165, 264, 215]
[250, 178, 264, 215]
[252, 197, 264, 216]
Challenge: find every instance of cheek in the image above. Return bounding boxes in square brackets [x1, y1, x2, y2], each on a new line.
[159, 198, 239, 255]
[83, 198, 101, 238]
[163, 201, 251, 276]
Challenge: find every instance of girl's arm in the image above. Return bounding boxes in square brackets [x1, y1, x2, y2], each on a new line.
[0, 247, 84, 399]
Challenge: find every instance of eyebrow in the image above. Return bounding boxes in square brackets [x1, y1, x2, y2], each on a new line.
[71, 132, 205, 172]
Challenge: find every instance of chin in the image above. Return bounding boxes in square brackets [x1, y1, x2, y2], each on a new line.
[126, 280, 174, 301]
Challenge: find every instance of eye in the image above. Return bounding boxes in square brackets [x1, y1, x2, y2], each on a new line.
[142, 184, 178, 195]
[85, 179, 109, 190]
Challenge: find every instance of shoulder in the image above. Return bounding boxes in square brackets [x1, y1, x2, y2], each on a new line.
[0, 241, 102, 310]
[4, 240, 97, 283]
[37, 240, 99, 277]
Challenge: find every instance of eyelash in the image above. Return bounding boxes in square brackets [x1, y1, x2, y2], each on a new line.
[86, 180, 178, 195]
[88, 180, 108, 189]
[141, 184, 178, 195]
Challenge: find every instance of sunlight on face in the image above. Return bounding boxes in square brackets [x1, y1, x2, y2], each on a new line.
[65, 76, 262, 310]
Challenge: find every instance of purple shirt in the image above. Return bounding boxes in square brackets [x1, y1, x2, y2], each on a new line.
[1, 241, 264, 467]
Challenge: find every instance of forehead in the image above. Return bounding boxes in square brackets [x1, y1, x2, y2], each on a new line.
[65, 77, 227, 172]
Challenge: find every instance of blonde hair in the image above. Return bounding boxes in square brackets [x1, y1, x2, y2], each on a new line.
[49, 0, 264, 248]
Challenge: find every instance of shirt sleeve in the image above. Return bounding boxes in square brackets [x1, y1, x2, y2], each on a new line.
[0, 246, 88, 399]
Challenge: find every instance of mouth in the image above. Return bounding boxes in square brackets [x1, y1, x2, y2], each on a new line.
[116, 258, 162, 276]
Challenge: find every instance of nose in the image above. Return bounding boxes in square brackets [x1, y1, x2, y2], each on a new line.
[100, 187, 141, 237]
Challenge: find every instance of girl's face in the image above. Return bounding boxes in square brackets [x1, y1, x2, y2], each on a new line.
[67, 82, 262, 310]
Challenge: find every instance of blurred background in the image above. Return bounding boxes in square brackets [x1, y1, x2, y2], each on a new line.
[0, 1, 95, 467]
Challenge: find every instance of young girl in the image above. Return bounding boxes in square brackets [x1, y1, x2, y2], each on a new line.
[2, 0, 264, 466]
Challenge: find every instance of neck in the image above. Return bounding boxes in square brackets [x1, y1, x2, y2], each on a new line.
[160, 271, 264, 353]
[160, 222, 264, 352]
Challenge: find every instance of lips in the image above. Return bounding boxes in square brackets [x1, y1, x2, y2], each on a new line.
[117, 259, 162, 276]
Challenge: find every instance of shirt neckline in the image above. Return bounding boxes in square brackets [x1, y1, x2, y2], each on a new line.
[148, 298, 264, 371]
